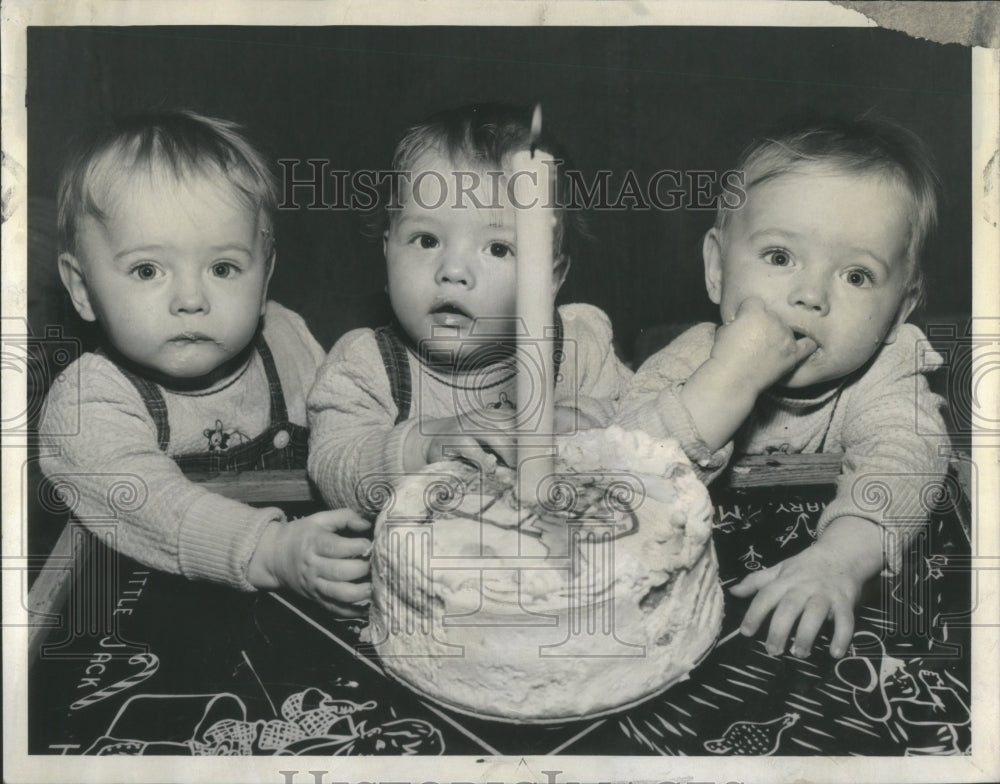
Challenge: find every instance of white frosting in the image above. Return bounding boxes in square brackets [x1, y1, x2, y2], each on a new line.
[367, 427, 724, 722]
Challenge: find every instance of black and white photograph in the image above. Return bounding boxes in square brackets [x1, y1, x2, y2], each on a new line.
[3, 2, 997, 782]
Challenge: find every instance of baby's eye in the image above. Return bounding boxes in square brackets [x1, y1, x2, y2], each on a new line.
[765, 249, 791, 267]
[211, 261, 239, 278]
[844, 268, 875, 288]
[413, 234, 439, 250]
[488, 242, 514, 259]
[129, 262, 161, 281]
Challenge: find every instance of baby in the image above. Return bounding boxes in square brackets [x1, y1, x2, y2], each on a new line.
[618, 117, 950, 658]
[40, 110, 370, 614]
[308, 103, 633, 513]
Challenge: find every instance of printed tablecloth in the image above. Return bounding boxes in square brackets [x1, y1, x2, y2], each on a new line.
[29, 485, 971, 756]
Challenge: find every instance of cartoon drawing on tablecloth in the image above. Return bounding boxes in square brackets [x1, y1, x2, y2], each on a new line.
[82, 687, 444, 755]
[834, 631, 970, 755]
[777, 512, 816, 549]
[925, 554, 946, 580]
[738, 545, 763, 571]
[203, 419, 251, 452]
[703, 712, 799, 755]
[889, 553, 946, 616]
[714, 503, 755, 534]
[71, 653, 159, 711]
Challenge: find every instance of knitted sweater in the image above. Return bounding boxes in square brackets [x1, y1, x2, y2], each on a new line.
[308, 303, 634, 514]
[617, 322, 950, 570]
[38, 301, 325, 590]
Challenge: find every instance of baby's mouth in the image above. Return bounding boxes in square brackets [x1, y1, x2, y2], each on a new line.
[430, 303, 474, 327]
[170, 332, 215, 344]
[791, 328, 820, 348]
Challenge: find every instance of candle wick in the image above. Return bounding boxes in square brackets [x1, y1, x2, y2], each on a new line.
[529, 142, 537, 159]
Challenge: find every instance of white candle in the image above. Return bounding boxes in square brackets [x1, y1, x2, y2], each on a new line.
[511, 106, 556, 506]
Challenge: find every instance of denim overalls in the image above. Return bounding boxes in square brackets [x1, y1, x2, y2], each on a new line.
[112, 334, 309, 472]
[372, 314, 565, 422]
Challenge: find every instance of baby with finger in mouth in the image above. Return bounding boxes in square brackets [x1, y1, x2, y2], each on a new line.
[618, 115, 951, 660]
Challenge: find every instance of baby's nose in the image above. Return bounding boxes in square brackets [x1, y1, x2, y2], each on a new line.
[435, 252, 474, 287]
[170, 276, 209, 314]
[788, 276, 829, 314]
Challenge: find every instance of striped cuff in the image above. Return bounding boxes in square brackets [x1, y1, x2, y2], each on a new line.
[617, 383, 731, 481]
[178, 492, 285, 591]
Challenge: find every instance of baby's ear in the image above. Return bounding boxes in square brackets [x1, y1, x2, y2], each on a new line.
[552, 254, 571, 293]
[883, 290, 919, 345]
[58, 253, 97, 322]
[261, 249, 276, 316]
[702, 229, 724, 305]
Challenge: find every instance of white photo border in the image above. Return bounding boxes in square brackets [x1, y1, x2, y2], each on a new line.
[3, 2, 997, 783]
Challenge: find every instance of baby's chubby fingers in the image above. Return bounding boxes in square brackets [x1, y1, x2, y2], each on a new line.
[728, 565, 779, 598]
[730, 297, 791, 340]
[793, 334, 819, 362]
[313, 532, 371, 559]
[732, 569, 787, 637]
[461, 410, 519, 467]
[731, 296, 769, 322]
[306, 508, 372, 535]
[764, 592, 810, 656]
[712, 298, 811, 390]
[313, 554, 371, 583]
[733, 298, 802, 349]
[788, 595, 830, 657]
[439, 434, 514, 469]
[827, 600, 855, 659]
[314, 579, 372, 617]
[317, 577, 371, 604]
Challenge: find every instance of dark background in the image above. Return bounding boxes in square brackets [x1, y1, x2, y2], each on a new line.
[27, 25, 971, 362]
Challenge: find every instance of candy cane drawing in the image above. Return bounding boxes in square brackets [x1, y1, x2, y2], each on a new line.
[71, 653, 159, 710]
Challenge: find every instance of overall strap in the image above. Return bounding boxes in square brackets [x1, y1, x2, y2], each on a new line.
[374, 325, 412, 424]
[253, 334, 289, 425]
[102, 352, 171, 452]
[372, 314, 561, 423]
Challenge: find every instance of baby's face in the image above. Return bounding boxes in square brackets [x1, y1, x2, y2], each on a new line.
[66, 174, 272, 383]
[385, 151, 555, 364]
[705, 166, 915, 389]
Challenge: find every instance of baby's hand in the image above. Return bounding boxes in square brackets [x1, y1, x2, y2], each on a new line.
[729, 537, 867, 659]
[405, 408, 518, 469]
[554, 405, 601, 433]
[712, 298, 817, 394]
[249, 510, 372, 616]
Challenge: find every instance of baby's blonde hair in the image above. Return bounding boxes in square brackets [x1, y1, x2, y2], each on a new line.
[57, 109, 278, 259]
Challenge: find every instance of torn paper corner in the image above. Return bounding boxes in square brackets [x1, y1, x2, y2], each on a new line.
[831, 1, 1000, 48]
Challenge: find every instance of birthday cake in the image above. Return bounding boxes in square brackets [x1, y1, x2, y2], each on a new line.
[364, 426, 723, 722]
